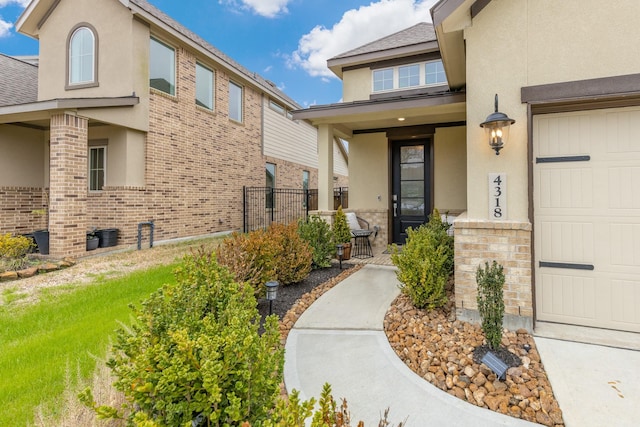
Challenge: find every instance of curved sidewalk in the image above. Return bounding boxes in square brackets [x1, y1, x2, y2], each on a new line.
[284, 265, 538, 426]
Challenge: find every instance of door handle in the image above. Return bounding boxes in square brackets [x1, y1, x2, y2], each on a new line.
[393, 203, 398, 217]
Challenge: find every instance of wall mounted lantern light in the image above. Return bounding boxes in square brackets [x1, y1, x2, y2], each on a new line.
[480, 94, 515, 155]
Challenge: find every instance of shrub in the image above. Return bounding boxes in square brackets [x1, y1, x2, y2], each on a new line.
[332, 206, 351, 245]
[217, 223, 312, 293]
[476, 260, 506, 350]
[0, 233, 33, 259]
[298, 215, 334, 269]
[390, 210, 453, 310]
[80, 250, 284, 426]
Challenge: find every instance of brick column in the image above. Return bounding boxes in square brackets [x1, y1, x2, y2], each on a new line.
[454, 217, 533, 331]
[49, 113, 88, 257]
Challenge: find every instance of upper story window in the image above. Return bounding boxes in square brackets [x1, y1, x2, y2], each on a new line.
[372, 59, 447, 93]
[68, 25, 97, 87]
[196, 62, 214, 110]
[229, 81, 243, 122]
[269, 99, 285, 115]
[150, 37, 175, 96]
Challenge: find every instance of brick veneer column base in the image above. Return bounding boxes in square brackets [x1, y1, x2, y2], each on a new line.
[454, 216, 533, 332]
[49, 113, 89, 258]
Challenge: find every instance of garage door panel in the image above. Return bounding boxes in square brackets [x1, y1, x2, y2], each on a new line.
[539, 272, 596, 320]
[611, 279, 640, 324]
[534, 107, 640, 333]
[609, 166, 640, 209]
[606, 110, 640, 154]
[537, 167, 593, 209]
[538, 221, 594, 264]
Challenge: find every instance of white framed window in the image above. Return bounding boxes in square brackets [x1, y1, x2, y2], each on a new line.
[68, 25, 96, 86]
[372, 59, 447, 93]
[229, 81, 243, 122]
[269, 99, 285, 115]
[425, 60, 446, 85]
[150, 37, 175, 95]
[373, 68, 394, 92]
[196, 62, 214, 110]
[399, 64, 420, 88]
[89, 146, 106, 191]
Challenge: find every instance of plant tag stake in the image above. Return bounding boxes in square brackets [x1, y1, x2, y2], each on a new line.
[481, 351, 508, 380]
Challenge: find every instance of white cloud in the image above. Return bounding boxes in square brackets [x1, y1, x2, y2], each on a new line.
[0, 17, 12, 37]
[0, 0, 30, 7]
[219, 0, 291, 18]
[289, 0, 438, 78]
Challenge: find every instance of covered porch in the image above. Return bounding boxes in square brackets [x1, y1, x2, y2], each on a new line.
[293, 91, 467, 255]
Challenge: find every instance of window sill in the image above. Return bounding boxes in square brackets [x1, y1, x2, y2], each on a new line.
[66, 81, 99, 90]
[150, 87, 178, 101]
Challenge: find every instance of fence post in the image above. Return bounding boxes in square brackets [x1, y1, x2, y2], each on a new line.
[270, 187, 275, 225]
[242, 186, 247, 233]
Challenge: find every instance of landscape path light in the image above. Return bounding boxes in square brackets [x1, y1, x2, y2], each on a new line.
[265, 280, 279, 315]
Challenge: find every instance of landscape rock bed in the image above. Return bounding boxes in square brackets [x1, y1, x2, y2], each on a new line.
[384, 292, 564, 426]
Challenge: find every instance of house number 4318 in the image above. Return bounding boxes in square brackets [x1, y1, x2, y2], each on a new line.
[488, 173, 507, 220]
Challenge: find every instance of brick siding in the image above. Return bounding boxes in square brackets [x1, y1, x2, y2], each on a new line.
[454, 218, 533, 330]
[0, 187, 48, 235]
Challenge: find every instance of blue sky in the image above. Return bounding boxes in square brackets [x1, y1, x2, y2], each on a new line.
[0, 0, 437, 107]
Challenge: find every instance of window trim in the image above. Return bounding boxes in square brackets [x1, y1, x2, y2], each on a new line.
[88, 145, 107, 192]
[149, 36, 176, 96]
[195, 61, 215, 111]
[229, 80, 244, 123]
[66, 23, 99, 90]
[372, 59, 447, 94]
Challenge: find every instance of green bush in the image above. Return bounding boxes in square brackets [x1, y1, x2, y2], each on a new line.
[217, 222, 312, 294]
[80, 250, 284, 426]
[0, 233, 33, 259]
[298, 215, 334, 269]
[476, 260, 506, 350]
[332, 206, 351, 245]
[390, 210, 453, 309]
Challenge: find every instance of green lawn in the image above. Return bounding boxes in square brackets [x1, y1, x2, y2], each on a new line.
[0, 263, 178, 426]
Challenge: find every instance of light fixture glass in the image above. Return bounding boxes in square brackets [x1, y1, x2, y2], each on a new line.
[480, 94, 515, 155]
[266, 280, 279, 301]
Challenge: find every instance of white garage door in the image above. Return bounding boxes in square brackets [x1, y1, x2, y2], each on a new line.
[534, 107, 640, 333]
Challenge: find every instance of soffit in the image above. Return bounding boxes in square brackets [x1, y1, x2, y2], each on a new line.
[292, 92, 466, 139]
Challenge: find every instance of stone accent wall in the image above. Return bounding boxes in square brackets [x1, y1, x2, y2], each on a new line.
[454, 216, 533, 331]
[0, 187, 48, 234]
[49, 113, 89, 257]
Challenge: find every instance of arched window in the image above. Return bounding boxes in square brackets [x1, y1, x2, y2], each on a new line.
[68, 26, 96, 85]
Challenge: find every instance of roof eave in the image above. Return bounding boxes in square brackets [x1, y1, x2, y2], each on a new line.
[328, 40, 440, 78]
[0, 96, 139, 116]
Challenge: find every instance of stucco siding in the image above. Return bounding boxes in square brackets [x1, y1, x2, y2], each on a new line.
[263, 99, 318, 168]
[349, 132, 389, 210]
[342, 68, 371, 102]
[464, 0, 640, 222]
[0, 125, 45, 187]
[434, 125, 466, 213]
[36, 0, 149, 130]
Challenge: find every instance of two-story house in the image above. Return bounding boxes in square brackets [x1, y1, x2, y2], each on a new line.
[294, 0, 640, 337]
[0, 0, 348, 258]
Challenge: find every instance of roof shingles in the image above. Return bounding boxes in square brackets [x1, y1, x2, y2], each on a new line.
[0, 54, 38, 107]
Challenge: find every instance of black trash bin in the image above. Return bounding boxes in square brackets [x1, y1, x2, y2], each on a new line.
[96, 229, 119, 248]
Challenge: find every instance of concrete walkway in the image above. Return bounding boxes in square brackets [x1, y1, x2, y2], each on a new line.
[284, 265, 538, 426]
[285, 264, 640, 426]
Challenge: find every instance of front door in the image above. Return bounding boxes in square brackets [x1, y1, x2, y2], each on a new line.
[392, 140, 432, 243]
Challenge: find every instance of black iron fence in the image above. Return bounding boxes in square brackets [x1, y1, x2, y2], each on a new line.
[243, 186, 348, 232]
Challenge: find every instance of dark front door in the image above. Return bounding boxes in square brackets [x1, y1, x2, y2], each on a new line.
[392, 140, 432, 244]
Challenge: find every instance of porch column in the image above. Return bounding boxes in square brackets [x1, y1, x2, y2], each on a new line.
[49, 112, 88, 257]
[317, 124, 334, 211]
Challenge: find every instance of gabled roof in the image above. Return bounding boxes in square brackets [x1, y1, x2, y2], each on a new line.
[327, 22, 439, 78]
[331, 22, 437, 60]
[0, 53, 38, 107]
[15, 0, 300, 109]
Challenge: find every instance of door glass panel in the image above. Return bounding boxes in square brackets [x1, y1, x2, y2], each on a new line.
[400, 146, 424, 163]
[401, 181, 424, 198]
[401, 163, 424, 180]
[401, 198, 425, 216]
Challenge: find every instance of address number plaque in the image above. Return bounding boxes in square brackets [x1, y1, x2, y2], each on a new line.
[488, 173, 506, 220]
